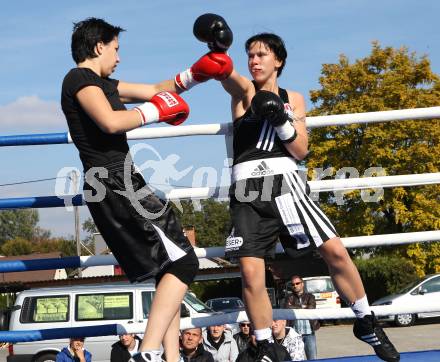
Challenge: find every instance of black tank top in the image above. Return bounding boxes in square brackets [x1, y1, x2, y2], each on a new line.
[233, 85, 293, 165]
[61, 68, 130, 170]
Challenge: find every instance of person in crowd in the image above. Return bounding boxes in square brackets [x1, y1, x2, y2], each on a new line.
[284, 275, 320, 360]
[111, 334, 142, 362]
[56, 337, 92, 362]
[233, 321, 252, 353]
[272, 319, 305, 361]
[180, 328, 214, 362]
[236, 328, 289, 362]
[202, 324, 239, 362]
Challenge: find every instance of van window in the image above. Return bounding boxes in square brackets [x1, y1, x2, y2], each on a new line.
[76, 293, 133, 321]
[142, 291, 154, 318]
[305, 279, 334, 293]
[20, 296, 69, 323]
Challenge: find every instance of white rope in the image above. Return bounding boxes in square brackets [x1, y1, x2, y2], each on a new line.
[113, 303, 440, 333]
[80, 230, 440, 267]
[111, 106, 440, 142]
[165, 172, 440, 201]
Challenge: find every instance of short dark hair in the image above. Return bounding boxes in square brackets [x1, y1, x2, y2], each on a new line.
[245, 33, 287, 77]
[291, 275, 303, 283]
[71, 17, 125, 64]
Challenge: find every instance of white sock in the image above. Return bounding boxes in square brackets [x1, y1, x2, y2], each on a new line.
[254, 327, 274, 342]
[351, 295, 371, 319]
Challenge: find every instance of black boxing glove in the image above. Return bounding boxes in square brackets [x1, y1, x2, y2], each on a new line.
[251, 90, 297, 143]
[193, 13, 233, 52]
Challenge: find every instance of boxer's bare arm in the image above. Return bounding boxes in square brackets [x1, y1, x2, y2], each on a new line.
[118, 79, 179, 104]
[221, 69, 255, 120]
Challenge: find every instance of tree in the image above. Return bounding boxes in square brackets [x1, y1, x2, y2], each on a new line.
[175, 199, 230, 247]
[0, 236, 79, 257]
[0, 209, 39, 246]
[307, 42, 440, 274]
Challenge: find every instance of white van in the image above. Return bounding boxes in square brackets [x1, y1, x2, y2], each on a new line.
[284, 276, 341, 309]
[5, 282, 213, 362]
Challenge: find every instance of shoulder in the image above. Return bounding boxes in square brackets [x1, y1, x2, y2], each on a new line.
[285, 90, 305, 107]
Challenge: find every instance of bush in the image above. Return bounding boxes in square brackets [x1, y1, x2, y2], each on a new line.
[354, 255, 418, 303]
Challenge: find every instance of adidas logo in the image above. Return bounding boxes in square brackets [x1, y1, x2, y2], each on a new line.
[251, 161, 274, 177]
[361, 333, 381, 346]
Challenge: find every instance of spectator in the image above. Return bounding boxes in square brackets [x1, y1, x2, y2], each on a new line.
[272, 319, 305, 361]
[180, 328, 214, 362]
[202, 324, 239, 362]
[56, 337, 92, 362]
[111, 334, 142, 362]
[233, 321, 251, 353]
[284, 275, 320, 360]
[236, 328, 289, 362]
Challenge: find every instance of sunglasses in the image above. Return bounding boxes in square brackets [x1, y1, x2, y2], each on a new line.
[292, 282, 303, 286]
[240, 323, 251, 327]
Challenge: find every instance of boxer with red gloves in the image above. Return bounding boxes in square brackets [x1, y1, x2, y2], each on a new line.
[62, 18, 199, 362]
[175, 52, 233, 91]
[134, 91, 189, 126]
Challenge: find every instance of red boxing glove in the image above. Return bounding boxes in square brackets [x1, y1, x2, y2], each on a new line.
[134, 91, 189, 126]
[175, 52, 233, 91]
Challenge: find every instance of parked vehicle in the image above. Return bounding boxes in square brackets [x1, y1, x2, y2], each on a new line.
[205, 297, 245, 313]
[372, 273, 440, 327]
[3, 282, 213, 362]
[284, 276, 341, 309]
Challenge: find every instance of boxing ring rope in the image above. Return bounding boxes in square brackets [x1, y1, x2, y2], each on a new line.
[0, 172, 439, 209]
[1, 106, 439, 348]
[0, 230, 439, 273]
[1, 303, 439, 343]
[1, 106, 440, 147]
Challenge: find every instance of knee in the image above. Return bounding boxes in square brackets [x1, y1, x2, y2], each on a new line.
[240, 261, 264, 291]
[321, 240, 351, 267]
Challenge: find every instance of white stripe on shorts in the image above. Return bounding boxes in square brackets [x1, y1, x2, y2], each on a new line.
[152, 224, 186, 261]
[284, 172, 337, 245]
[289, 171, 337, 232]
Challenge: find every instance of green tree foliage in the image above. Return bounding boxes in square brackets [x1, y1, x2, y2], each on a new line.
[354, 256, 418, 302]
[0, 209, 39, 246]
[82, 217, 98, 244]
[307, 43, 440, 274]
[0, 236, 78, 256]
[174, 199, 230, 247]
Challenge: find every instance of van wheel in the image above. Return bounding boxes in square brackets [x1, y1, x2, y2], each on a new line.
[394, 313, 415, 327]
[33, 352, 57, 362]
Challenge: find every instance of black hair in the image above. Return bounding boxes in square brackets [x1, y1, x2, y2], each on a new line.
[71, 17, 125, 64]
[245, 33, 287, 77]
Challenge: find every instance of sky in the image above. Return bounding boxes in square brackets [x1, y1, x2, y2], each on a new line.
[1, 0, 440, 239]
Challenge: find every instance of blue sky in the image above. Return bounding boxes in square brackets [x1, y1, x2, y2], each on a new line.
[1, 0, 440, 239]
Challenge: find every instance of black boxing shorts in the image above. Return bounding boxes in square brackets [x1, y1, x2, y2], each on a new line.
[83, 161, 198, 284]
[225, 162, 338, 260]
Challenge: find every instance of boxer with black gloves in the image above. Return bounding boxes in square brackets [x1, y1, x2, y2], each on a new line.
[251, 90, 297, 144]
[193, 13, 233, 52]
[192, 16, 399, 362]
[62, 18, 200, 362]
